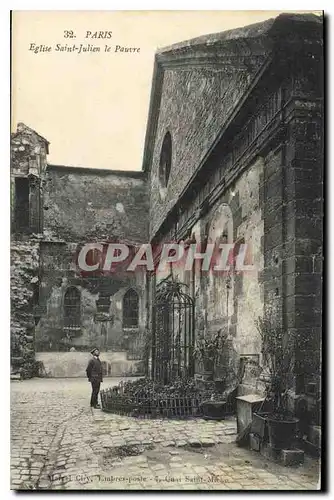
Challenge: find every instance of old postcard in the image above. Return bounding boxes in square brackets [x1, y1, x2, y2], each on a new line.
[10, 10, 323, 491]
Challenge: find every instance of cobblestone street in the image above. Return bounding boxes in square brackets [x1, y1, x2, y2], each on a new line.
[11, 378, 320, 491]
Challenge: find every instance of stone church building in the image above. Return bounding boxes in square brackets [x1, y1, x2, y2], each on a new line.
[11, 13, 322, 406]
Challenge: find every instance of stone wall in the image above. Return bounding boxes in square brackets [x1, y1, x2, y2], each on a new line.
[262, 107, 323, 391]
[36, 351, 144, 378]
[11, 123, 49, 377]
[148, 58, 265, 238]
[37, 167, 149, 362]
[168, 157, 264, 386]
[145, 14, 322, 240]
[43, 166, 148, 243]
[144, 13, 323, 396]
[36, 240, 147, 354]
[11, 240, 40, 377]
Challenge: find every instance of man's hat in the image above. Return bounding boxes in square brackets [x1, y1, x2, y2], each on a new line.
[90, 347, 99, 355]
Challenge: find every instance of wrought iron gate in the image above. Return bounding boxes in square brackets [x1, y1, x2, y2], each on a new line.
[152, 279, 195, 384]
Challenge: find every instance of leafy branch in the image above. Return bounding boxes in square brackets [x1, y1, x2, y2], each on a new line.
[194, 329, 228, 369]
[256, 309, 295, 417]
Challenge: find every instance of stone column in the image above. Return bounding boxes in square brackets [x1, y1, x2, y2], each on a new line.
[262, 38, 323, 397]
[284, 96, 323, 394]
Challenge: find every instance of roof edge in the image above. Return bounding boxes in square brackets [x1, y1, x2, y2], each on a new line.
[12, 122, 50, 145]
[156, 13, 321, 55]
[46, 164, 146, 178]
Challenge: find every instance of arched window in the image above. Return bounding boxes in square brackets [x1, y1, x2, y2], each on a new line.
[159, 132, 172, 188]
[122, 289, 139, 328]
[206, 204, 234, 319]
[64, 287, 81, 332]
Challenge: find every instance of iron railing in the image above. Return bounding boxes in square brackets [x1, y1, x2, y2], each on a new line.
[152, 279, 195, 384]
[100, 380, 236, 419]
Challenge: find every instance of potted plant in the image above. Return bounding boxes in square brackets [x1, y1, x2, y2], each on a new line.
[194, 328, 227, 381]
[194, 329, 229, 420]
[255, 311, 299, 450]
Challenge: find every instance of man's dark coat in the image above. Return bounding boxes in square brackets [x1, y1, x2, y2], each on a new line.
[86, 356, 103, 383]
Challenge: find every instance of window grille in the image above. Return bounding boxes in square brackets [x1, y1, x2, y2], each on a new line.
[123, 289, 139, 328]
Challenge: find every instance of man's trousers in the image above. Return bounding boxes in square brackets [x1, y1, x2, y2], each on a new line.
[90, 380, 101, 407]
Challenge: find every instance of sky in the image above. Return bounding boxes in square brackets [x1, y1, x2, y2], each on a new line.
[11, 10, 318, 171]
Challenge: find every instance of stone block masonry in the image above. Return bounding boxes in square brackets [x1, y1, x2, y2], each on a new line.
[144, 14, 323, 397]
[11, 240, 40, 378]
[43, 166, 148, 243]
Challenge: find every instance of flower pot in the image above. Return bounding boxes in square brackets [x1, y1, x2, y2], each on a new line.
[201, 400, 227, 420]
[214, 379, 226, 393]
[267, 416, 299, 450]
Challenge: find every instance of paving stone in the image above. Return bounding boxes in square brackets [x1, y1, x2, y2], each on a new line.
[151, 464, 166, 471]
[141, 439, 153, 445]
[224, 428, 237, 435]
[131, 456, 148, 464]
[37, 480, 50, 488]
[155, 471, 171, 480]
[11, 479, 23, 485]
[162, 441, 175, 447]
[228, 482, 243, 489]
[11, 473, 21, 479]
[20, 469, 31, 475]
[193, 466, 208, 474]
[169, 450, 180, 455]
[262, 477, 282, 485]
[188, 438, 202, 447]
[29, 471, 40, 477]
[200, 438, 216, 447]
[176, 440, 187, 447]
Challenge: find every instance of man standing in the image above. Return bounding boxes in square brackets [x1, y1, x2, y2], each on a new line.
[86, 348, 103, 408]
